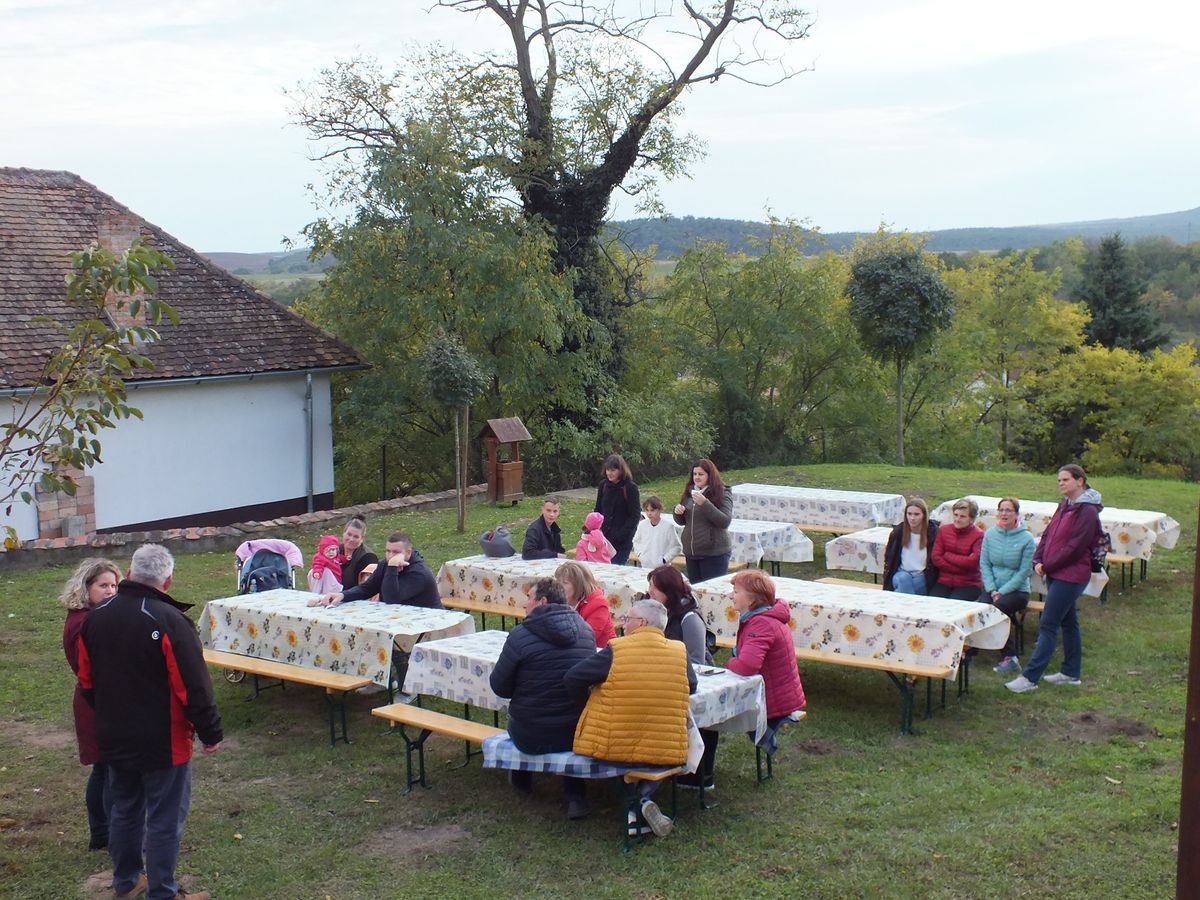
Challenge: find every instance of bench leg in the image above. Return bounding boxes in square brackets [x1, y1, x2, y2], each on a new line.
[957, 653, 971, 698]
[396, 725, 434, 794]
[325, 690, 353, 747]
[248, 673, 286, 701]
[885, 672, 917, 735]
[754, 743, 774, 783]
[450, 703, 483, 769]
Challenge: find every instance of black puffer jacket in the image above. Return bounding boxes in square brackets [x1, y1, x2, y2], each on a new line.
[490, 603, 596, 753]
[594, 476, 641, 553]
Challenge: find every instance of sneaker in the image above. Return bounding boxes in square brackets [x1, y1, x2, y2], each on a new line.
[1005, 674, 1038, 693]
[114, 874, 148, 899]
[566, 797, 592, 820]
[1044, 672, 1082, 686]
[993, 656, 1020, 674]
[640, 800, 674, 838]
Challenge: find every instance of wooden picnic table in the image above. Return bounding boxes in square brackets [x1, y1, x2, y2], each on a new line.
[730, 483, 906, 532]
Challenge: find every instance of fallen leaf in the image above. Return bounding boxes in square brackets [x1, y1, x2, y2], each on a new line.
[1104, 776, 1122, 785]
[0, 818, 17, 828]
[233, 833, 243, 841]
[364, 799, 380, 804]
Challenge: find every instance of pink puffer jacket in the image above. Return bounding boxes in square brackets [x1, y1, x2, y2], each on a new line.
[726, 600, 806, 719]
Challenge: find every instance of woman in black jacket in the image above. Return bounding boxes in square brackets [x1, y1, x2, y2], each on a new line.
[882, 498, 939, 594]
[594, 453, 640, 565]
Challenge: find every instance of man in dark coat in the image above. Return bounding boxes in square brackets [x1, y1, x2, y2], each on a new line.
[314, 532, 442, 609]
[490, 577, 595, 818]
[78, 544, 222, 900]
[521, 496, 566, 560]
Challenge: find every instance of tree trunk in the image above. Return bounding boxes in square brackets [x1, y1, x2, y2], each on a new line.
[458, 405, 470, 533]
[895, 356, 906, 467]
[453, 408, 464, 533]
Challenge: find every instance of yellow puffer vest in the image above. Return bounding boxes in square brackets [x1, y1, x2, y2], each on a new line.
[572, 628, 690, 765]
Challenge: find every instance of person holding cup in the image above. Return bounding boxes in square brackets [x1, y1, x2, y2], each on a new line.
[672, 458, 733, 583]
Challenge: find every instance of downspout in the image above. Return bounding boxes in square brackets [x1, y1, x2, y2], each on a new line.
[305, 372, 314, 513]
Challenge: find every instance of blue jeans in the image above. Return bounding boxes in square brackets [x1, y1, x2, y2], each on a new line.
[108, 763, 192, 900]
[1023, 577, 1086, 683]
[686, 553, 731, 583]
[891, 570, 927, 595]
[86, 763, 111, 847]
[611, 542, 632, 566]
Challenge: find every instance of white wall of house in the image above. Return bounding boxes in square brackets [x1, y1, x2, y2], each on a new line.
[0, 489, 39, 541]
[93, 374, 335, 530]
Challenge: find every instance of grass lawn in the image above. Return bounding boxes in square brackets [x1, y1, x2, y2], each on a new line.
[1, 464, 1193, 898]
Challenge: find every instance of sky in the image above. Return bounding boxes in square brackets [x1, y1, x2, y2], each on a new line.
[2, 0, 1197, 252]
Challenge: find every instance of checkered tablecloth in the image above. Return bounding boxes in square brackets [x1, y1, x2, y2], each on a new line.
[482, 733, 675, 778]
[931, 496, 1181, 561]
[731, 483, 906, 530]
[691, 575, 1010, 677]
[404, 630, 766, 740]
[200, 589, 474, 687]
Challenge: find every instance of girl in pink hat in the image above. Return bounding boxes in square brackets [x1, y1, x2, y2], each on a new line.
[575, 511, 616, 564]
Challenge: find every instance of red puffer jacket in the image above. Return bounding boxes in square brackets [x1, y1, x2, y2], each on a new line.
[576, 587, 616, 648]
[726, 601, 806, 719]
[931, 523, 984, 589]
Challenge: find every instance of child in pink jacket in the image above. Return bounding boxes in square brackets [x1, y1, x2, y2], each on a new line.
[575, 512, 616, 564]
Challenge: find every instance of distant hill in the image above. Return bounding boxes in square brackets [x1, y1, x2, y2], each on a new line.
[202, 248, 332, 275]
[608, 207, 1200, 258]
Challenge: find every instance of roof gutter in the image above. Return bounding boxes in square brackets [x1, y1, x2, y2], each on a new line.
[0, 363, 370, 397]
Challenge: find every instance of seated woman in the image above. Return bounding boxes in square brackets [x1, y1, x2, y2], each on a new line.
[882, 498, 939, 595]
[725, 570, 806, 756]
[554, 561, 616, 648]
[981, 497, 1036, 674]
[930, 498, 984, 601]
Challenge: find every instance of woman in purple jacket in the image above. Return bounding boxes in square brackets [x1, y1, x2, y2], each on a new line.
[1006, 464, 1102, 693]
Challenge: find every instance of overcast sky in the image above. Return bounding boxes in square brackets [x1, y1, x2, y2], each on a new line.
[2, 0, 1197, 251]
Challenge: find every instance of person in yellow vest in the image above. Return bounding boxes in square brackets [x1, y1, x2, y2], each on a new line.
[564, 599, 697, 838]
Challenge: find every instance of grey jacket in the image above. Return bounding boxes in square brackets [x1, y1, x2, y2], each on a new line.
[674, 487, 734, 558]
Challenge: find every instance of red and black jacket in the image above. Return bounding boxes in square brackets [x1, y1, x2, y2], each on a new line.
[78, 580, 222, 771]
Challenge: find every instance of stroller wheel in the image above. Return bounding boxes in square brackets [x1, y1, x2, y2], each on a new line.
[224, 669, 246, 684]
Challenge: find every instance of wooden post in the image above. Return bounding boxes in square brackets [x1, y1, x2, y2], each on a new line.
[1178, 502, 1200, 897]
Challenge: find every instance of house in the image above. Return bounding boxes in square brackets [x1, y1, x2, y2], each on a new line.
[0, 167, 367, 542]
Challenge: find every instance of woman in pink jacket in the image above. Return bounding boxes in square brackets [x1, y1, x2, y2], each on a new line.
[726, 570, 806, 722]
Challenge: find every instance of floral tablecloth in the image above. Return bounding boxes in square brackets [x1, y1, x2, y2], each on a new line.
[403, 629, 767, 737]
[690, 575, 1009, 676]
[731, 483, 906, 530]
[930, 496, 1181, 561]
[200, 589, 475, 687]
[824, 528, 1109, 598]
[437, 555, 652, 620]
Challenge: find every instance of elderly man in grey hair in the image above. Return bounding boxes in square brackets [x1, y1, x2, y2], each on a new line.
[79, 544, 222, 900]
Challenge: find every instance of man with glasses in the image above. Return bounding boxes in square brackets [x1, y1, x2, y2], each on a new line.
[564, 599, 697, 838]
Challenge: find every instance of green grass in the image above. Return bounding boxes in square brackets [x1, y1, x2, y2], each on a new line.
[1, 464, 1192, 898]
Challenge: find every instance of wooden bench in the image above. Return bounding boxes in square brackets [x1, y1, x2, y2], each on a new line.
[714, 637, 955, 735]
[799, 524, 861, 536]
[441, 596, 527, 629]
[372, 702, 504, 793]
[815, 577, 882, 589]
[204, 649, 372, 747]
[1107, 553, 1141, 590]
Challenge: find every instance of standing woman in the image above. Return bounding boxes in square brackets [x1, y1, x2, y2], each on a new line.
[673, 459, 734, 583]
[555, 561, 617, 648]
[930, 498, 984, 601]
[1007, 464, 1102, 693]
[594, 454, 640, 565]
[982, 498, 1036, 675]
[339, 517, 379, 589]
[60, 557, 122, 851]
[882, 498, 940, 595]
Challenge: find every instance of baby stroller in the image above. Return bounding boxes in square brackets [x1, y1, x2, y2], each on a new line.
[234, 538, 304, 594]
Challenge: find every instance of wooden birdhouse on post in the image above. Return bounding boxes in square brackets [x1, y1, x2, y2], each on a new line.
[478, 417, 531, 504]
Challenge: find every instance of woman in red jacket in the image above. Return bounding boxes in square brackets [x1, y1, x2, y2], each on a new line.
[60, 557, 121, 850]
[726, 570, 806, 724]
[555, 561, 616, 648]
[930, 498, 984, 601]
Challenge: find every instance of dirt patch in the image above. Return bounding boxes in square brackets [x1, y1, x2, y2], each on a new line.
[360, 822, 470, 858]
[81, 870, 202, 897]
[793, 738, 837, 756]
[1065, 711, 1155, 742]
[1, 719, 75, 751]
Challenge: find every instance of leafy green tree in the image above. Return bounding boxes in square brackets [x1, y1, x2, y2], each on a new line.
[422, 331, 488, 532]
[293, 3, 813, 435]
[2, 239, 175, 546]
[846, 236, 955, 465]
[1079, 233, 1169, 352]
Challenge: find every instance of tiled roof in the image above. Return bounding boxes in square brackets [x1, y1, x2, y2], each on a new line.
[0, 167, 366, 389]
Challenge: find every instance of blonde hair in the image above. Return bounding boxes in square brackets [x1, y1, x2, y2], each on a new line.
[59, 558, 122, 611]
[554, 561, 599, 603]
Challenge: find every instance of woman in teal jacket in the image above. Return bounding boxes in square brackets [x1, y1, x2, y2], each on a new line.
[981, 497, 1036, 674]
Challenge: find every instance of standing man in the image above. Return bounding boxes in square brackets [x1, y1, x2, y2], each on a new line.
[313, 532, 442, 608]
[78, 544, 222, 900]
[522, 495, 567, 560]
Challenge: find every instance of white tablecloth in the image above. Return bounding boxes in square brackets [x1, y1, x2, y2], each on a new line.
[690, 575, 1009, 677]
[731, 483, 905, 530]
[930, 496, 1180, 561]
[403, 629, 767, 738]
[200, 589, 474, 687]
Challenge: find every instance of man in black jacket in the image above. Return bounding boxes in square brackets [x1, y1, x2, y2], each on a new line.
[490, 577, 595, 818]
[78, 544, 222, 900]
[521, 496, 566, 560]
[313, 531, 442, 608]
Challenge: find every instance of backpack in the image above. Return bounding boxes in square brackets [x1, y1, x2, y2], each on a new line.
[1091, 527, 1113, 573]
[239, 549, 293, 593]
[479, 525, 516, 558]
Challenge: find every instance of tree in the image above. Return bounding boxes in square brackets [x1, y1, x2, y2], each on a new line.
[1, 239, 175, 546]
[846, 237, 954, 466]
[422, 332, 488, 532]
[293, 2, 814, 438]
[1079, 233, 1170, 352]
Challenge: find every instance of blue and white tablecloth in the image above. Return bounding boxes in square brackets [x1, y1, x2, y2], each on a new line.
[731, 483, 905, 530]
